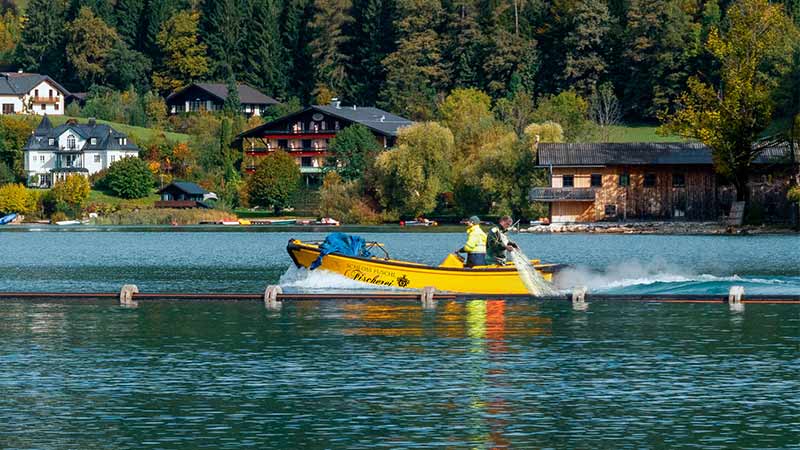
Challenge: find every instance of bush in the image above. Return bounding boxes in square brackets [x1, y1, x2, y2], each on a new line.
[318, 172, 383, 224]
[0, 183, 36, 214]
[51, 174, 90, 211]
[789, 186, 800, 203]
[246, 151, 300, 213]
[105, 157, 154, 199]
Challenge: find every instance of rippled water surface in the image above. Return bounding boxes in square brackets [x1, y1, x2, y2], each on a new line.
[1, 231, 799, 448]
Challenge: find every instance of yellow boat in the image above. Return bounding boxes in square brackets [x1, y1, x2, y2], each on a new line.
[287, 238, 565, 295]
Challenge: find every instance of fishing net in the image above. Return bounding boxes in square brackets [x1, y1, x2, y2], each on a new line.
[509, 247, 559, 297]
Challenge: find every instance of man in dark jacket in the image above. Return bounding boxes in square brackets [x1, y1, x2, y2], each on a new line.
[487, 215, 517, 265]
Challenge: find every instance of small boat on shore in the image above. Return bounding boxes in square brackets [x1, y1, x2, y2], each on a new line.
[287, 236, 564, 295]
[0, 213, 17, 225]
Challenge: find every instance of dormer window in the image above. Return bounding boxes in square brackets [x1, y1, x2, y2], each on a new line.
[90, 138, 97, 145]
[67, 134, 76, 150]
[48, 138, 54, 146]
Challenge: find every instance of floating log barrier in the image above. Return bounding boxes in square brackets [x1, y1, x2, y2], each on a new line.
[0, 285, 798, 309]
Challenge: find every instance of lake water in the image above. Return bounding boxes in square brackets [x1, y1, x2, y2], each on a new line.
[0, 230, 799, 448]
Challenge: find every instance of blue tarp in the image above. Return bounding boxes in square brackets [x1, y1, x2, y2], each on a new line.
[310, 233, 370, 270]
[0, 213, 17, 225]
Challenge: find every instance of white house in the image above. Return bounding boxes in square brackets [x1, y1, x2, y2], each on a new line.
[24, 116, 140, 187]
[0, 71, 68, 115]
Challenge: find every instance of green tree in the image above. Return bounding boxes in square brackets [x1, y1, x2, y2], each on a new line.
[0, 116, 36, 176]
[200, 0, 245, 79]
[380, 0, 447, 120]
[532, 91, 595, 142]
[14, 0, 68, 77]
[152, 10, 209, 94]
[494, 87, 536, 136]
[246, 151, 301, 212]
[65, 7, 118, 88]
[113, 0, 145, 48]
[143, 91, 168, 128]
[105, 157, 154, 199]
[243, 0, 287, 97]
[375, 122, 454, 216]
[438, 88, 495, 157]
[325, 124, 380, 180]
[346, 0, 396, 104]
[483, 28, 538, 98]
[0, 160, 14, 185]
[280, 0, 315, 102]
[660, 0, 796, 202]
[524, 121, 565, 144]
[442, 0, 483, 89]
[622, 0, 701, 118]
[309, 0, 352, 99]
[106, 40, 151, 91]
[561, 0, 614, 96]
[0, 183, 35, 214]
[223, 71, 241, 116]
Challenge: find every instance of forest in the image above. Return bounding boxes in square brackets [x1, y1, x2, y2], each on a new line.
[3, 0, 799, 124]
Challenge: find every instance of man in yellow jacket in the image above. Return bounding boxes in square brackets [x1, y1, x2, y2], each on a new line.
[457, 216, 487, 267]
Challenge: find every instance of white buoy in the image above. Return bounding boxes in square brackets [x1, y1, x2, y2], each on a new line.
[119, 284, 139, 308]
[572, 286, 588, 311]
[264, 285, 283, 310]
[729, 285, 745, 312]
[421, 286, 437, 310]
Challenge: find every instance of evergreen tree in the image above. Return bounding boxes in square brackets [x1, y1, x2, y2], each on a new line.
[622, 0, 700, 118]
[113, 0, 145, 48]
[280, 0, 315, 102]
[200, 0, 246, 79]
[14, 0, 68, 78]
[309, 0, 352, 100]
[561, 0, 614, 96]
[346, 0, 396, 104]
[243, 0, 287, 97]
[443, 0, 483, 89]
[223, 71, 241, 115]
[380, 0, 448, 119]
[142, 0, 174, 58]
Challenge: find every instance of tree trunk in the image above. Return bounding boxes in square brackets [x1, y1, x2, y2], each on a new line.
[733, 172, 750, 203]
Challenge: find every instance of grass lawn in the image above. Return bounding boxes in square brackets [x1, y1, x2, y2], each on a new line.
[87, 189, 160, 208]
[49, 116, 190, 145]
[604, 124, 688, 143]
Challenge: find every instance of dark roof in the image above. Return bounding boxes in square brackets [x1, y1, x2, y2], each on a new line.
[0, 72, 69, 96]
[24, 116, 139, 152]
[157, 181, 208, 196]
[237, 104, 414, 139]
[166, 82, 279, 105]
[537, 142, 793, 167]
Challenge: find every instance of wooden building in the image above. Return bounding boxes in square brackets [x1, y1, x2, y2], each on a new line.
[233, 101, 413, 185]
[156, 181, 211, 209]
[530, 143, 795, 223]
[166, 83, 279, 117]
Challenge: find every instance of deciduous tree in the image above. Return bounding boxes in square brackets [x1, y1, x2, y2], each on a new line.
[105, 157, 154, 199]
[0, 183, 35, 214]
[246, 150, 301, 213]
[325, 124, 380, 181]
[152, 10, 209, 94]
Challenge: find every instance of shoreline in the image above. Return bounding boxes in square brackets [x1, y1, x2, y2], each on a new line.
[0, 221, 797, 234]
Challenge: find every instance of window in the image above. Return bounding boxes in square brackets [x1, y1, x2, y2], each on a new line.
[2, 104, 13, 114]
[39, 155, 45, 162]
[302, 139, 311, 149]
[277, 139, 288, 149]
[49, 89, 53, 98]
[644, 173, 656, 187]
[90, 138, 97, 145]
[48, 138, 54, 146]
[34, 89, 39, 97]
[562, 175, 574, 188]
[94, 154, 101, 163]
[590, 174, 602, 187]
[301, 156, 312, 167]
[672, 173, 686, 187]
[40, 104, 45, 110]
[189, 100, 202, 112]
[55, 103, 59, 110]
[605, 204, 617, 216]
[334, 121, 340, 130]
[619, 173, 630, 187]
[67, 135, 76, 150]
[110, 155, 116, 163]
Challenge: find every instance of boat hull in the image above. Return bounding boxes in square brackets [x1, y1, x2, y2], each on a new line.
[287, 239, 563, 295]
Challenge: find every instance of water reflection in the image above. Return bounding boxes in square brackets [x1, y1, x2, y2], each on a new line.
[0, 300, 798, 449]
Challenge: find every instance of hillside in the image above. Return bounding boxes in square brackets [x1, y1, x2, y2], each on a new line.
[47, 116, 190, 145]
[604, 125, 687, 143]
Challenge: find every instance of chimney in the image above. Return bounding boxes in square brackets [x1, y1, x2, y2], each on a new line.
[331, 97, 341, 109]
[88, 117, 96, 127]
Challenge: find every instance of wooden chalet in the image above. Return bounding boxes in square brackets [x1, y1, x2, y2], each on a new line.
[530, 142, 796, 223]
[156, 181, 210, 209]
[233, 101, 413, 185]
[166, 83, 279, 117]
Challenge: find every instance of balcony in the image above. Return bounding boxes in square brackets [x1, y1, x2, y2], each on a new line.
[529, 187, 596, 202]
[32, 97, 60, 104]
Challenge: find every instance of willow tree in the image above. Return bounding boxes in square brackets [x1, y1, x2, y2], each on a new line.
[660, 0, 796, 202]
